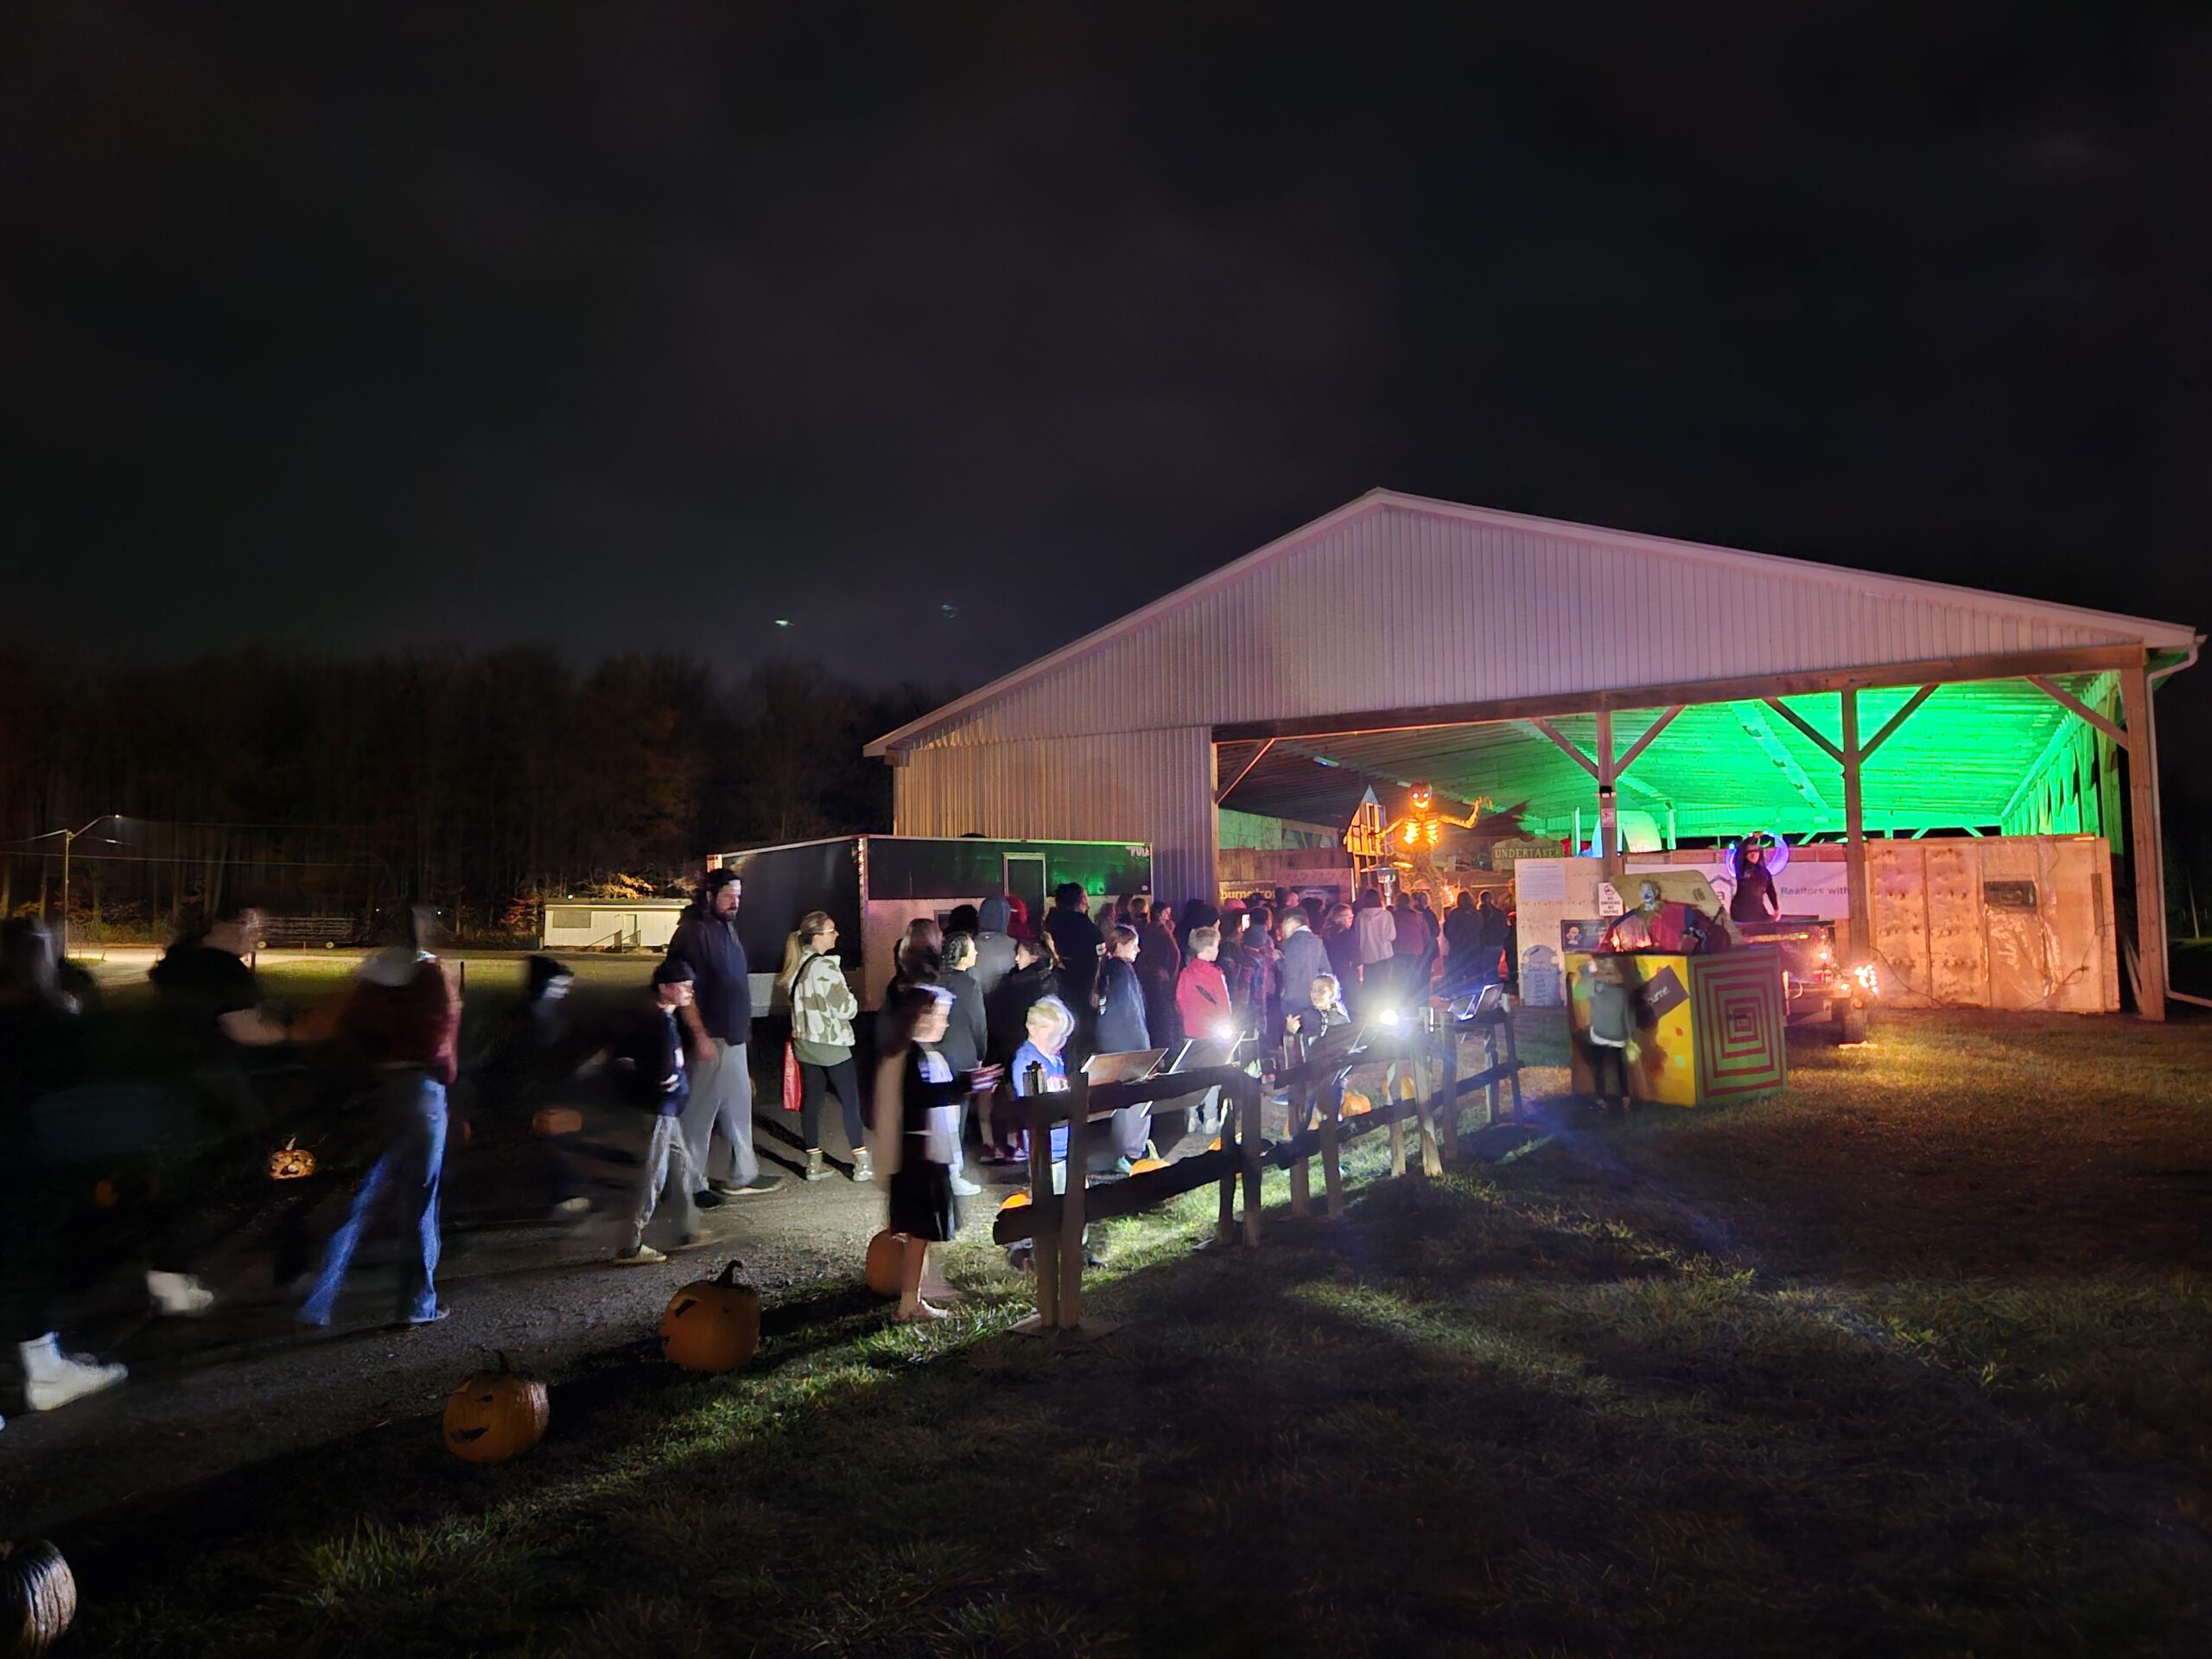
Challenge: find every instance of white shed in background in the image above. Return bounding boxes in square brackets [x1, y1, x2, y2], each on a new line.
[539, 897, 689, 952]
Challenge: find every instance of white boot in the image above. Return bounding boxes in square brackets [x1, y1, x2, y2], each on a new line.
[20, 1333, 127, 1411]
[146, 1269, 215, 1318]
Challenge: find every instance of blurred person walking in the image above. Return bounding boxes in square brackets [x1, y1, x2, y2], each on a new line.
[669, 869, 780, 1199]
[295, 912, 462, 1328]
[871, 985, 967, 1321]
[1, 918, 126, 1422]
[937, 931, 990, 1197]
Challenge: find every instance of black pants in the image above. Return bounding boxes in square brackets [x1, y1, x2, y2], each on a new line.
[798, 1057, 866, 1152]
[1586, 1040, 1630, 1100]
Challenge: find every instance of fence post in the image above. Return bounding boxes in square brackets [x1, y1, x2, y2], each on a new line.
[1413, 1020, 1444, 1179]
[1285, 1034, 1311, 1219]
[1026, 1064, 1059, 1330]
[1319, 1072, 1345, 1219]
[1386, 1033, 1409, 1179]
[1434, 1008, 1460, 1164]
[1238, 1073, 1263, 1248]
[1058, 1076, 1089, 1328]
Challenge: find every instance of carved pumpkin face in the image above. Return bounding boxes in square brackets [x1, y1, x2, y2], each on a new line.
[442, 1353, 550, 1464]
[267, 1138, 316, 1180]
[658, 1261, 760, 1374]
[1, 1538, 78, 1656]
[864, 1230, 911, 1298]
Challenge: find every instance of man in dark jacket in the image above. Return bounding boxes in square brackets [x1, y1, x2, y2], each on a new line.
[1042, 883, 1104, 1023]
[1275, 907, 1334, 1037]
[1096, 925, 1154, 1166]
[971, 896, 1019, 1000]
[668, 869, 780, 1198]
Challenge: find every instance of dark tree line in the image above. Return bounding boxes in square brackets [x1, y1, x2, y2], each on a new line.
[0, 650, 944, 939]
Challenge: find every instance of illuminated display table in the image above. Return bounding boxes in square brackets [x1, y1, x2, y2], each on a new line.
[1564, 945, 1788, 1107]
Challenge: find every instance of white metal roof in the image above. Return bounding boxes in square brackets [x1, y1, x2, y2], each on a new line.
[869, 490, 2198, 753]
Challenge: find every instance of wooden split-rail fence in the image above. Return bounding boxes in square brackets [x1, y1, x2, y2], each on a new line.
[991, 994, 1525, 1335]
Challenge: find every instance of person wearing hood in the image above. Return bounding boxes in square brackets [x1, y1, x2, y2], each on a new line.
[1131, 896, 1181, 1047]
[668, 868, 780, 1199]
[971, 896, 1018, 999]
[294, 912, 462, 1327]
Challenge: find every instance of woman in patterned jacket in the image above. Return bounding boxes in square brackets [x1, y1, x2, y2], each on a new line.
[779, 912, 868, 1183]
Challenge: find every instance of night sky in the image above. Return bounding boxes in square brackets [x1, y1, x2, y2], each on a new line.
[3, 8, 2207, 787]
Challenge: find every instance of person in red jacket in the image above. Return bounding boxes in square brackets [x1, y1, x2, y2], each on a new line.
[296, 916, 461, 1328]
[1174, 925, 1234, 1136]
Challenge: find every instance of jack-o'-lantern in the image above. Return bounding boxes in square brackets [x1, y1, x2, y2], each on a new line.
[864, 1229, 911, 1297]
[658, 1260, 760, 1374]
[267, 1138, 316, 1180]
[1339, 1090, 1374, 1117]
[532, 1107, 583, 1138]
[92, 1179, 118, 1209]
[1126, 1157, 1167, 1175]
[442, 1352, 550, 1465]
[997, 1190, 1033, 1212]
[0, 1538, 76, 1656]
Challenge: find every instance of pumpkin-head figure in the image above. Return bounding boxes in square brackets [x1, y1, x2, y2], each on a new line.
[442, 1351, 550, 1464]
[658, 1260, 760, 1374]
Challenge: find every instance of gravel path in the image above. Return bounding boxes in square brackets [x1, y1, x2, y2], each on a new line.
[0, 1130, 973, 1535]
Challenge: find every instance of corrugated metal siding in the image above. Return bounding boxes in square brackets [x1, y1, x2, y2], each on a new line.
[926, 504, 2144, 747]
[893, 727, 1217, 905]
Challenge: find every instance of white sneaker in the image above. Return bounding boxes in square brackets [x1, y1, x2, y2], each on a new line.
[553, 1196, 593, 1216]
[949, 1174, 983, 1198]
[146, 1269, 215, 1318]
[20, 1334, 128, 1412]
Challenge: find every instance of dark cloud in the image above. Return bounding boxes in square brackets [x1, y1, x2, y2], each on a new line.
[2, 4, 2207, 784]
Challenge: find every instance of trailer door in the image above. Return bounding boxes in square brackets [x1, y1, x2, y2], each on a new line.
[1004, 852, 1046, 924]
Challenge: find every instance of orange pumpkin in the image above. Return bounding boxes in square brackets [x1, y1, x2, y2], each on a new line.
[0, 1538, 74, 1656]
[532, 1107, 583, 1138]
[1339, 1090, 1374, 1117]
[864, 1229, 911, 1297]
[997, 1190, 1033, 1212]
[267, 1137, 316, 1180]
[442, 1352, 550, 1465]
[1126, 1156, 1168, 1175]
[1207, 1136, 1223, 1151]
[658, 1260, 760, 1374]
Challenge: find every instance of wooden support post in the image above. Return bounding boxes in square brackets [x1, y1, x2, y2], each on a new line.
[1840, 688, 1871, 963]
[1594, 709, 1620, 887]
[2119, 661, 2170, 1020]
[1386, 1039, 1408, 1179]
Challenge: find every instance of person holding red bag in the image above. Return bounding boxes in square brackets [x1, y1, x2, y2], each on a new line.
[777, 912, 867, 1183]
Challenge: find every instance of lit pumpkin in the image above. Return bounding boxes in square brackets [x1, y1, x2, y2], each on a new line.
[658, 1259, 760, 1374]
[997, 1190, 1033, 1212]
[442, 1351, 550, 1465]
[1126, 1157, 1167, 1175]
[0, 1538, 76, 1656]
[92, 1179, 118, 1209]
[267, 1137, 316, 1180]
[864, 1229, 911, 1297]
[532, 1106, 583, 1138]
[1207, 1136, 1223, 1151]
[1340, 1090, 1374, 1117]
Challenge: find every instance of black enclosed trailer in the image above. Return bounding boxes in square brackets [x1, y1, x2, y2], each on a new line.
[707, 835, 1152, 1014]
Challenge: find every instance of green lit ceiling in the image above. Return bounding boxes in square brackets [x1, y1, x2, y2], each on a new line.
[1217, 675, 2108, 842]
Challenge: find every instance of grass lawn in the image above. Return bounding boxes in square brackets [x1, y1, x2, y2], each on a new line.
[51, 1010, 2212, 1656]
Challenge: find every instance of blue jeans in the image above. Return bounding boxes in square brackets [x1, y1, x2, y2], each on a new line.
[300, 1071, 447, 1325]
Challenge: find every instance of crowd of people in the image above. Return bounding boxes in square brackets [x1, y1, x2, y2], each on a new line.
[0, 868, 1522, 1402]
